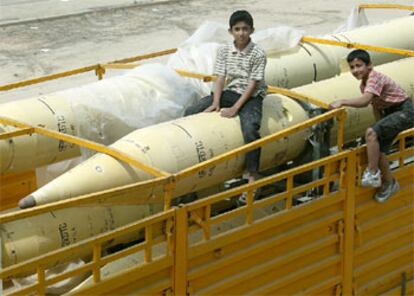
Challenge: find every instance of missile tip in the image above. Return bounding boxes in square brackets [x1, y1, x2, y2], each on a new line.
[18, 195, 36, 209]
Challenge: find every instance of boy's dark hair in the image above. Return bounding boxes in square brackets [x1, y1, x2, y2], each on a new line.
[347, 49, 371, 65]
[229, 10, 254, 29]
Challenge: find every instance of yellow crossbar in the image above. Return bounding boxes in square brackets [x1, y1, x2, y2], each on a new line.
[0, 48, 177, 91]
[359, 4, 414, 11]
[0, 127, 34, 140]
[267, 86, 330, 109]
[0, 116, 170, 178]
[301, 36, 414, 57]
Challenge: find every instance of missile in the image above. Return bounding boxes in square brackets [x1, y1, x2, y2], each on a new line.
[0, 204, 161, 269]
[1, 17, 414, 174]
[18, 58, 414, 209]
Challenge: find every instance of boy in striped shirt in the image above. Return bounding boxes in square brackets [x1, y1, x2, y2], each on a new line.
[185, 10, 267, 202]
[329, 49, 414, 202]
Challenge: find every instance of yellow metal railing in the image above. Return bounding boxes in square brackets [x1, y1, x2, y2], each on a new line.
[1, 128, 411, 295]
[0, 209, 175, 296]
[359, 4, 414, 11]
[300, 36, 414, 58]
[0, 48, 177, 91]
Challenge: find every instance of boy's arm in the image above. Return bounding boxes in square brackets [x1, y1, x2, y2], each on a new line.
[221, 80, 258, 118]
[204, 75, 225, 112]
[329, 92, 374, 109]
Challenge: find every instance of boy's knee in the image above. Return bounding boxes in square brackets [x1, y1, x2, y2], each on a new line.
[184, 104, 202, 116]
[365, 128, 378, 142]
[241, 123, 260, 142]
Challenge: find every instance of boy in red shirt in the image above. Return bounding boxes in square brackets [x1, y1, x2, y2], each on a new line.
[330, 49, 413, 202]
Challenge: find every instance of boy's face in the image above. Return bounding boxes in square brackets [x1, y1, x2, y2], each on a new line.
[349, 58, 372, 81]
[229, 21, 254, 47]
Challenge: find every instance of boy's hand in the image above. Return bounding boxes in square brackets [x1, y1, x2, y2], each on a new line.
[220, 106, 239, 118]
[329, 100, 342, 109]
[204, 104, 220, 112]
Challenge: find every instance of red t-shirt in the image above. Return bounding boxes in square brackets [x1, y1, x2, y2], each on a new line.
[360, 70, 408, 110]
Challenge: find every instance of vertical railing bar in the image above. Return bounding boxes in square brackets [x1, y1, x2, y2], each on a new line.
[164, 179, 175, 211]
[166, 217, 175, 256]
[337, 109, 346, 152]
[173, 206, 188, 295]
[92, 243, 102, 283]
[204, 206, 211, 240]
[246, 190, 254, 225]
[286, 176, 293, 209]
[145, 225, 153, 263]
[164, 189, 172, 211]
[399, 136, 405, 168]
[323, 163, 331, 196]
[37, 265, 46, 296]
[342, 150, 356, 295]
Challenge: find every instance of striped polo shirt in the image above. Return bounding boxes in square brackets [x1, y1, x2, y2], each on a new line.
[361, 70, 408, 110]
[214, 40, 267, 98]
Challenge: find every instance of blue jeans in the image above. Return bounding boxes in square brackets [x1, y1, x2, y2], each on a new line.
[184, 90, 263, 173]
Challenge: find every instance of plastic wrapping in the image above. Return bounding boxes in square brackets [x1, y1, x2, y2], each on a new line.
[333, 6, 369, 33]
[65, 63, 198, 149]
[251, 26, 304, 53]
[167, 42, 220, 97]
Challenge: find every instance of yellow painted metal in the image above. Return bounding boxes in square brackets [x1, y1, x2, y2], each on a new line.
[343, 150, 356, 295]
[0, 170, 36, 211]
[1, 128, 412, 294]
[145, 225, 153, 263]
[268, 85, 330, 109]
[0, 128, 34, 140]
[92, 244, 102, 283]
[359, 4, 414, 11]
[301, 36, 414, 57]
[36, 265, 46, 296]
[0, 65, 98, 91]
[173, 206, 188, 296]
[0, 209, 174, 284]
[109, 48, 177, 64]
[0, 48, 177, 91]
[379, 278, 414, 296]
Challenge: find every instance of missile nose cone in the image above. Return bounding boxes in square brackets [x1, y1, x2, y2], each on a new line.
[18, 195, 36, 209]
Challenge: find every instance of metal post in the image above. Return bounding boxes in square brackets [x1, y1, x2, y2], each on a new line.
[174, 205, 188, 295]
[343, 150, 356, 295]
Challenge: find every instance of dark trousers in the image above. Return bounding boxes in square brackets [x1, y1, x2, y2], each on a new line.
[184, 90, 263, 173]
